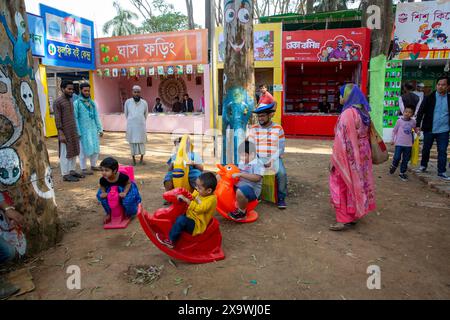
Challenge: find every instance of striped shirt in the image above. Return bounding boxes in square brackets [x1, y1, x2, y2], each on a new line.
[248, 122, 286, 160]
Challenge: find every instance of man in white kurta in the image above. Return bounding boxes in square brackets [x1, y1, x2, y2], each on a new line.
[124, 86, 149, 165]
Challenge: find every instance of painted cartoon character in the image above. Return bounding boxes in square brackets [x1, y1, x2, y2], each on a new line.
[0, 11, 34, 79]
[431, 22, 443, 39]
[344, 43, 352, 61]
[320, 48, 329, 62]
[350, 47, 359, 61]
[222, 0, 255, 164]
[418, 23, 431, 43]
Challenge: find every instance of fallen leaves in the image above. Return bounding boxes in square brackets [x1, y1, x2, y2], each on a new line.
[125, 265, 164, 286]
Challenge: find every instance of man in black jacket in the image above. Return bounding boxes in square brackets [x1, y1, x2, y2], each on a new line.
[415, 76, 450, 181]
[182, 94, 194, 113]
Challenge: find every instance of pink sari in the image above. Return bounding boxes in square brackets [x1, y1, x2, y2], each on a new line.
[330, 108, 376, 223]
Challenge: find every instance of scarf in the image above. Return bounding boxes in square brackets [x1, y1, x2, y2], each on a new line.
[340, 84, 371, 127]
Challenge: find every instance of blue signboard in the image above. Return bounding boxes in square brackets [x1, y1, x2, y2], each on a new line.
[27, 13, 45, 57]
[40, 4, 95, 70]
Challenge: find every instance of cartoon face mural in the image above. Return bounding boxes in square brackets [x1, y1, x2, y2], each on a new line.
[31, 166, 56, 206]
[20, 81, 34, 113]
[0, 148, 21, 186]
[224, 0, 253, 54]
[0, 68, 23, 148]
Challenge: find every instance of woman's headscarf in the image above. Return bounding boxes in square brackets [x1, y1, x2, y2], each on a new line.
[339, 84, 371, 126]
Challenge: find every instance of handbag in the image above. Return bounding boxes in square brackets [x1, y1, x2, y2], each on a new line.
[411, 133, 420, 166]
[369, 121, 389, 165]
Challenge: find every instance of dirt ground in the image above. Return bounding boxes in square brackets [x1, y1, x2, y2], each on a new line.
[9, 132, 450, 300]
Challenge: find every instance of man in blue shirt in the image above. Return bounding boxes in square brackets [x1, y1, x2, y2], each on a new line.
[416, 76, 450, 181]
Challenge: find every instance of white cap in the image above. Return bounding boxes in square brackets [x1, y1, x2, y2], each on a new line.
[417, 83, 425, 88]
[132, 85, 142, 91]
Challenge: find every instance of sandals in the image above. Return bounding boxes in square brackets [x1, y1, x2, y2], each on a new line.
[329, 221, 358, 231]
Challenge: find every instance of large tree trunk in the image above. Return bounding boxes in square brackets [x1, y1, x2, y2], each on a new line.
[222, 0, 255, 164]
[361, 0, 394, 58]
[185, 0, 195, 29]
[0, 0, 60, 255]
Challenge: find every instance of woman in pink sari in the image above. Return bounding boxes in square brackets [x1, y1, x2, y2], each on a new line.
[329, 84, 376, 231]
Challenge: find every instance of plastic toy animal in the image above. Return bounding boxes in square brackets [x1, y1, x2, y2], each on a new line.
[172, 135, 194, 192]
[104, 165, 135, 230]
[215, 164, 258, 223]
[138, 188, 225, 264]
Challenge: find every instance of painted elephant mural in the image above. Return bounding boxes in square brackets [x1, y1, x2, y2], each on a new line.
[222, 0, 255, 164]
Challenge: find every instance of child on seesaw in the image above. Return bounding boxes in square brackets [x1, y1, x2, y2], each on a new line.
[96, 157, 142, 224]
[163, 136, 204, 192]
[228, 141, 264, 221]
[156, 172, 217, 249]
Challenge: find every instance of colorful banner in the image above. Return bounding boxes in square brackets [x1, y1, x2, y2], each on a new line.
[27, 13, 45, 57]
[383, 60, 403, 129]
[393, 1, 450, 60]
[40, 4, 95, 69]
[95, 29, 208, 68]
[218, 31, 275, 63]
[282, 28, 371, 62]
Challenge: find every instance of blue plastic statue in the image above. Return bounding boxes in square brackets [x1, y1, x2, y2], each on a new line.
[222, 86, 254, 164]
[0, 11, 34, 79]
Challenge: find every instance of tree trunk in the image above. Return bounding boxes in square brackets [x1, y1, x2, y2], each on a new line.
[361, 0, 394, 58]
[185, 0, 195, 29]
[306, 0, 314, 14]
[0, 0, 60, 255]
[222, 0, 255, 164]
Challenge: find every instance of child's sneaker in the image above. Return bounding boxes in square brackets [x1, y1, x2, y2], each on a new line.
[228, 209, 247, 221]
[389, 165, 397, 175]
[399, 173, 408, 181]
[155, 233, 174, 249]
[277, 199, 287, 209]
[438, 173, 450, 181]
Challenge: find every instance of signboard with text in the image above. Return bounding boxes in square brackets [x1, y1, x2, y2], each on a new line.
[40, 4, 95, 69]
[283, 28, 371, 62]
[393, 1, 450, 60]
[27, 13, 45, 57]
[95, 29, 208, 68]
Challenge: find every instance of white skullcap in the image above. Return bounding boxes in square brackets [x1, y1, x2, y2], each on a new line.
[132, 85, 142, 91]
[417, 83, 425, 87]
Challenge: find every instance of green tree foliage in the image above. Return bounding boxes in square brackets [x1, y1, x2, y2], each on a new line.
[103, 1, 139, 36]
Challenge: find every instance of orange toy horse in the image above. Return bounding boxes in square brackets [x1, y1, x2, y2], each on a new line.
[215, 164, 259, 223]
[137, 188, 225, 264]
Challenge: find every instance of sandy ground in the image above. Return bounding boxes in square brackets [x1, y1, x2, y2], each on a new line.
[9, 132, 450, 300]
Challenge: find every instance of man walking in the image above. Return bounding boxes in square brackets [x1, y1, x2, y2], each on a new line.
[248, 105, 288, 209]
[400, 83, 420, 116]
[54, 80, 84, 182]
[416, 76, 450, 180]
[124, 85, 148, 166]
[74, 83, 103, 175]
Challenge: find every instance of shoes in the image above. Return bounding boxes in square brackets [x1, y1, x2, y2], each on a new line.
[82, 169, 94, 175]
[228, 209, 247, 221]
[63, 175, 79, 182]
[329, 222, 348, 231]
[70, 171, 85, 179]
[414, 166, 427, 173]
[277, 199, 287, 210]
[389, 165, 397, 175]
[156, 233, 174, 249]
[0, 278, 20, 300]
[438, 173, 450, 181]
[399, 173, 408, 181]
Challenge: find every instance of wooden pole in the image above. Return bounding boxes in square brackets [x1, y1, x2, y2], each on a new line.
[0, 0, 60, 255]
[222, 0, 255, 164]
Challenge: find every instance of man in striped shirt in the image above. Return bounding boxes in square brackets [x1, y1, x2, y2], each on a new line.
[248, 106, 287, 209]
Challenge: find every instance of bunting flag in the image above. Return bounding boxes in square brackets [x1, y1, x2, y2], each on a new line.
[129, 67, 136, 77]
[149, 67, 155, 76]
[167, 66, 174, 75]
[177, 65, 183, 75]
[121, 68, 127, 77]
[112, 68, 119, 77]
[104, 69, 111, 77]
[139, 67, 146, 76]
[186, 64, 193, 74]
[197, 64, 204, 74]
[158, 66, 165, 75]
[96, 69, 103, 77]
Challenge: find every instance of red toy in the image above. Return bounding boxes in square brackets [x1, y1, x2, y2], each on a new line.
[103, 165, 135, 230]
[215, 164, 259, 223]
[137, 188, 225, 264]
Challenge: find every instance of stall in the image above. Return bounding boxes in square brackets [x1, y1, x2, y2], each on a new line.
[29, 4, 96, 137]
[282, 27, 371, 137]
[94, 29, 210, 134]
[214, 23, 283, 125]
[382, 0, 450, 141]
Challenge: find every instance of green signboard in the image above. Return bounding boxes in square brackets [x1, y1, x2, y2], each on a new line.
[383, 60, 403, 129]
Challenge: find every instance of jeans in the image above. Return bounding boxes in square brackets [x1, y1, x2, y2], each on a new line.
[421, 131, 449, 174]
[392, 146, 412, 174]
[0, 237, 15, 264]
[276, 159, 288, 201]
[169, 215, 195, 243]
[96, 183, 142, 217]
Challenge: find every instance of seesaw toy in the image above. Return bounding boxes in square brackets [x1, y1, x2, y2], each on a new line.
[104, 165, 135, 230]
[137, 188, 225, 264]
[215, 164, 259, 223]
